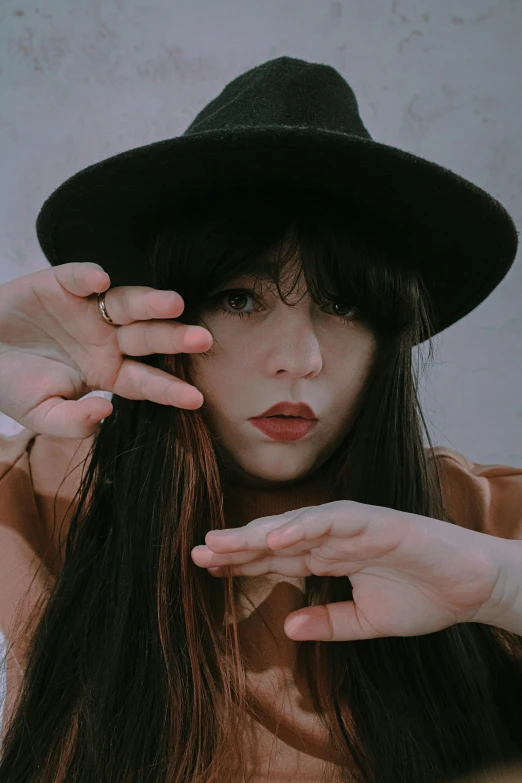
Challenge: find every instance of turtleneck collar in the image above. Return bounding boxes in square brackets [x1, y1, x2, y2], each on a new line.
[222, 462, 334, 529]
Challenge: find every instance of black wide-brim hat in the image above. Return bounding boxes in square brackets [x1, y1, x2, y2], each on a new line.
[35, 56, 519, 340]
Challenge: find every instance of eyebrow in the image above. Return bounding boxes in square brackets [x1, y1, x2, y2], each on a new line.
[215, 269, 274, 288]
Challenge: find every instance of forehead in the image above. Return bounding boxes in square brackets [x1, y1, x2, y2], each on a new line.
[226, 251, 305, 286]
[209, 243, 340, 299]
[224, 270, 310, 297]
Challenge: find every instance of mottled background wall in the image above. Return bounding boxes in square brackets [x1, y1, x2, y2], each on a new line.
[1, 0, 521, 462]
[0, 0, 521, 722]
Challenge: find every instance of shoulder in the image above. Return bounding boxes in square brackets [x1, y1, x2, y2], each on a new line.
[0, 427, 94, 575]
[426, 445, 522, 539]
[0, 428, 41, 549]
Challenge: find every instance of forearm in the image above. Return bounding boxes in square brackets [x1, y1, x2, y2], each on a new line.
[472, 536, 522, 636]
[0, 529, 49, 642]
[0, 531, 50, 747]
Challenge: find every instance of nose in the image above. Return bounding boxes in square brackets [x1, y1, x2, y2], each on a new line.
[265, 311, 323, 377]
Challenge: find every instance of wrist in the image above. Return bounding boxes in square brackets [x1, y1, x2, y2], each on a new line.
[471, 536, 522, 636]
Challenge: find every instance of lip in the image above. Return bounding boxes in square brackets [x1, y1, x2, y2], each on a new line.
[251, 401, 318, 419]
[250, 417, 318, 441]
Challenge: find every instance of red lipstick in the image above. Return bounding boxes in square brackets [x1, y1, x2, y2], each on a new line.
[253, 401, 317, 419]
[249, 401, 318, 441]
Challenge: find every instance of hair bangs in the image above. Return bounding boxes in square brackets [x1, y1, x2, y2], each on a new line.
[146, 185, 431, 346]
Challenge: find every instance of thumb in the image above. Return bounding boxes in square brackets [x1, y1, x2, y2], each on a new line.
[284, 601, 370, 642]
[284, 605, 334, 640]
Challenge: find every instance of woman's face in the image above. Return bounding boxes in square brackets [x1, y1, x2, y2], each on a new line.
[190, 266, 378, 489]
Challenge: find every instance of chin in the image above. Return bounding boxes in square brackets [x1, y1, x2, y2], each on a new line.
[240, 464, 314, 488]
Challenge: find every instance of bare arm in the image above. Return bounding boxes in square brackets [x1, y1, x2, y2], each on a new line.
[0, 530, 53, 746]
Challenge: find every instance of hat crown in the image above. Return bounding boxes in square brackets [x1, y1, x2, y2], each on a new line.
[183, 56, 372, 139]
[35, 55, 518, 341]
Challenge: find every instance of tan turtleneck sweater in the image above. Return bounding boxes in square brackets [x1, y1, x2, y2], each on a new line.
[1, 427, 522, 780]
[221, 469, 353, 780]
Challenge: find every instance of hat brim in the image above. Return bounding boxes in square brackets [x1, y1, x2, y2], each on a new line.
[35, 126, 519, 339]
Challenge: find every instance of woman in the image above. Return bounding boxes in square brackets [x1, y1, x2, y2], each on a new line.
[0, 56, 521, 782]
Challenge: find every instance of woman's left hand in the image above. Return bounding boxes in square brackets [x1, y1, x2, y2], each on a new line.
[190, 501, 502, 641]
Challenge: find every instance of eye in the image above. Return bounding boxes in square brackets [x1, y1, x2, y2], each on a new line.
[210, 289, 360, 323]
[322, 301, 359, 320]
[211, 289, 261, 319]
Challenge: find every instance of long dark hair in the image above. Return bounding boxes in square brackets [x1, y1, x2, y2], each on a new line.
[1, 185, 521, 782]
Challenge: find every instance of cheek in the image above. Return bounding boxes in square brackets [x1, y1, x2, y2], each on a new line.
[189, 354, 246, 404]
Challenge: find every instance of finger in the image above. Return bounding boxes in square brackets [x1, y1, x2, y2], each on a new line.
[53, 262, 112, 298]
[265, 514, 332, 550]
[29, 395, 114, 440]
[206, 554, 311, 578]
[191, 545, 262, 567]
[111, 359, 205, 409]
[265, 501, 366, 550]
[204, 508, 314, 552]
[99, 287, 186, 327]
[204, 518, 290, 552]
[197, 534, 326, 562]
[116, 320, 213, 358]
[285, 601, 373, 642]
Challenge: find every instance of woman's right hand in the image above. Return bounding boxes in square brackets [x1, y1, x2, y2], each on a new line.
[0, 262, 213, 439]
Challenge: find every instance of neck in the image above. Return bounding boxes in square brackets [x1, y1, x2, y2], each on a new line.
[222, 458, 334, 530]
